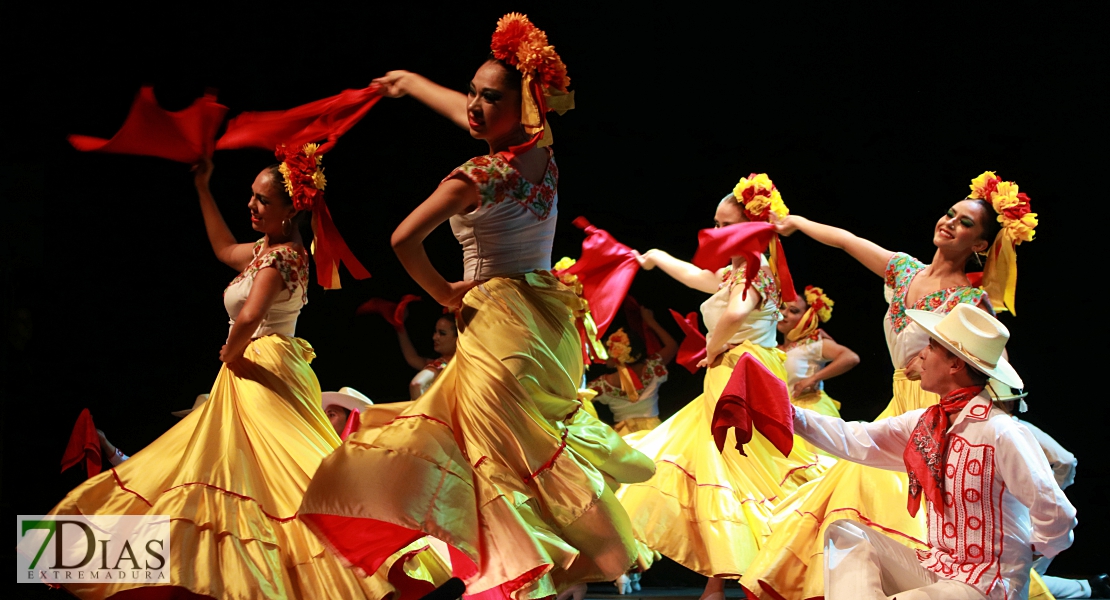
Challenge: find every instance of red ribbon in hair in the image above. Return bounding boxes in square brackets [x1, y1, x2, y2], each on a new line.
[504, 79, 548, 161]
[68, 87, 227, 163]
[60, 409, 102, 478]
[216, 86, 383, 289]
[559, 217, 640, 341]
[903, 386, 983, 516]
[669, 309, 708, 374]
[710, 354, 794, 457]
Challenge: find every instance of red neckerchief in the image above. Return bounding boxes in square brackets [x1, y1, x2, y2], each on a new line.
[903, 385, 984, 517]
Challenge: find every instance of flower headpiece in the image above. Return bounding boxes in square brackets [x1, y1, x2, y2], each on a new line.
[605, 328, 645, 401]
[786, 285, 835, 342]
[277, 143, 326, 211]
[733, 173, 789, 222]
[967, 171, 1038, 314]
[490, 13, 575, 158]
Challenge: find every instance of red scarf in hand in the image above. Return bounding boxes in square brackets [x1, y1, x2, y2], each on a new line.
[61, 408, 102, 478]
[669, 309, 707, 374]
[903, 386, 984, 516]
[710, 354, 794, 457]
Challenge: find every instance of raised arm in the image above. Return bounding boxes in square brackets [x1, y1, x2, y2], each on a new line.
[391, 178, 481, 309]
[775, 215, 894, 278]
[635, 249, 720, 294]
[219, 267, 286, 363]
[793, 407, 920, 470]
[793, 337, 862, 397]
[373, 71, 469, 131]
[641, 306, 678, 366]
[193, 158, 255, 271]
[396, 323, 433, 371]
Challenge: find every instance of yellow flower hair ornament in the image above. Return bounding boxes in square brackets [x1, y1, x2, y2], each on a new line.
[606, 328, 645, 401]
[786, 285, 835, 342]
[554, 257, 608, 364]
[967, 171, 1038, 314]
[490, 13, 575, 159]
[733, 173, 789, 222]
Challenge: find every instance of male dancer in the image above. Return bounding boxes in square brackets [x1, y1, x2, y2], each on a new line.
[791, 303, 1076, 599]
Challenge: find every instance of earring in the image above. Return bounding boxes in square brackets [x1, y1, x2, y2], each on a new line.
[282, 219, 291, 235]
[973, 251, 983, 267]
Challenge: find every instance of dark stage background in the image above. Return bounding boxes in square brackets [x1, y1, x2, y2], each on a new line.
[4, 3, 1104, 594]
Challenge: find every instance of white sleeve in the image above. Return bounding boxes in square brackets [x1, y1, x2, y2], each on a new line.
[995, 423, 1077, 559]
[1015, 418, 1077, 489]
[793, 407, 923, 471]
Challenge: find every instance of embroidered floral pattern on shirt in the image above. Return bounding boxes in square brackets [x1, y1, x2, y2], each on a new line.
[450, 153, 557, 219]
[588, 353, 667, 398]
[720, 266, 781, 308]
[226, 239, 309, 305]
[885, 252, 985, 333]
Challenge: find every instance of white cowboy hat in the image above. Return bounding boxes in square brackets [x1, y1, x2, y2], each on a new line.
[906, 303, 1023, 390]
[321, 387, 373, 413]
[171, 394, 209, 418]
[986, 378, 1028, 401]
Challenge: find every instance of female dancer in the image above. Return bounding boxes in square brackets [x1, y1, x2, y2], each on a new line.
[740, 172, 1036, 599]
[397, 314, 458, 399]
[616, 175, 823, 600]
[299, 14, 655, 599]
[587, 306, 678, 437]
[41, 156, 443, 599]
[778, 285, 858, 418]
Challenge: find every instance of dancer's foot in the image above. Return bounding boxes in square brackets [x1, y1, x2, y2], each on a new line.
[615, 574, 631, 595]
[557, 583, 587, 600]
[700, 576, 725, 600]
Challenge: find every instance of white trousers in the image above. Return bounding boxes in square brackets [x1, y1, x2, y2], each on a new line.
[1035, 556, 1092, 598]
[824, 519, 988, 600]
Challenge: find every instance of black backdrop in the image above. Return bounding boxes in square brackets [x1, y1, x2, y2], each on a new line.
[4, 2, 1104, 593]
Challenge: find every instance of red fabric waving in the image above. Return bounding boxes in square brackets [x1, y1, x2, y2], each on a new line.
[692, 222, 775, 300]
[560, 217, 640, 340]
[60, 409, 102, 478]
[622, 296, 662, 355]
[68, 87, 228, 163]
[216, 85, 382, 154]
[339, 410, 361, 442]
[711, 354, 794, 457]
[356, 294, 422, 329]
[669, 309, 707, 374]
[771, 235, 798, 303]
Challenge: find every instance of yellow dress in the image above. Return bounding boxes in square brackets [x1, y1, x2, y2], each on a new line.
[299, 153, 655, 600]
[45, 243, 446, 600]
[783, 333, 843, 456]
[740, 252, 998, 599]
[614, 266, 827, 579]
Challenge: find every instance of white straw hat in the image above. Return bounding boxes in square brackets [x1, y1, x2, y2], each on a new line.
[905, 303, 1023, 389]
[171, 394, 209, 418]
[321, 387, 373, 413]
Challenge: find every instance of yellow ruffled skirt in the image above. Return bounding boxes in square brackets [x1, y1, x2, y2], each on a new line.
[790, 389, 841, 457]
[45, 334, 447, 600]
[299, 273, 655, 600]
[614, 342, 827, 579]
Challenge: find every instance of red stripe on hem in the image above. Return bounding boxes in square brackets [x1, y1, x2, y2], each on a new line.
[792, 506, 928, 546]
[389, 413, 453, 431]
[161, 481, 299, 522]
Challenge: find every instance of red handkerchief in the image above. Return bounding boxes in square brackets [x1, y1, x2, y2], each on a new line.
[711, 354, 794, 457]
[356, 294, 421, 329]
[692, 222, 775, 299]
[560, 217, 640, 339]
[60, 408, 102, 478]
[669, 309, 707, 374]
[68, 87, 227, 163]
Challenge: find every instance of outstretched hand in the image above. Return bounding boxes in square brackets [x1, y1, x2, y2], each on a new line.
[192, 156, 214, 189]
[634, 249, 660, 270]
[772, 214, 801, 236]
[373, 71, 414, 98]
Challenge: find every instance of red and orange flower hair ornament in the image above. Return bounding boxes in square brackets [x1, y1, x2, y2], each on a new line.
[787, 285, 834, 342]
[967, 171, 1038, 314]
[727, 173, 797, 303]
[490, 13, 574, 159]
[277, 143, 326, 211]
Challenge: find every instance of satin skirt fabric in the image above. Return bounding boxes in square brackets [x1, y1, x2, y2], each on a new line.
[45, 334, 447, 600]
[791, 389, 842, 456]
[739, 369, 937, 599]
[614, 342, 827, 579]
[298, 273, 655, 600]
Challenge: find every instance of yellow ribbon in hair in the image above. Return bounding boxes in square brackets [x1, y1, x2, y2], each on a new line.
[520, 74, 576, 149]
[786, 307, 821, 342]
[981, 229, 1019, 315]
[616, 364, 642, 402]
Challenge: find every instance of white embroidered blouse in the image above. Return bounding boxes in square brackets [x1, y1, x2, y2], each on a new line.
[794, 392, 1076, 600]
